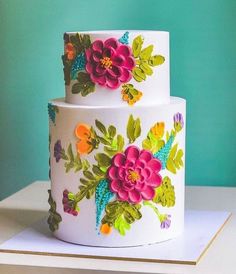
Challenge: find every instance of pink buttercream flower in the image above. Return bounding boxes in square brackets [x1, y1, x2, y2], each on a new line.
[85, 38, 135, 89]
[107, 146, 162, 204]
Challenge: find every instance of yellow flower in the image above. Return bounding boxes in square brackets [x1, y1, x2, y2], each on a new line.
[121, 85, 143, 106]
[151, 122, 165, 139]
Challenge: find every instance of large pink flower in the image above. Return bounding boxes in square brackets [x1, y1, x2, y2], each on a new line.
[85, 38, 135, 89]
[107, 146, 162, 204]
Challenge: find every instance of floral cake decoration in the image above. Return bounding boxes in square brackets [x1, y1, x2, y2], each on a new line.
[62, 31, 165, 105]
[48, 112, 184, 236]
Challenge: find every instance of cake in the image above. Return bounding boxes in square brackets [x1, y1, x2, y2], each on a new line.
[48, 30, 186, 247]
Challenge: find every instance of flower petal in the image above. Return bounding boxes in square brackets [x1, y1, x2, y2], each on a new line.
[92, 40, 104, 53]
[147, 159, 162, 172]
[108, 166, 118, 180]
[117, 189, 129, 201]
[85, 62, 94, 74]
[125, 146, 140, 162]
[95, 63, 106, 75]
[119, 68, 132, 83]
[106, 76, 120, 89]
[116, 45, 131, 57]
[107, 66, 121, 78]
[74, 124, 90, 139]
[85, 48, 92, 61]
[139, 150, 152, 163]
[147, 172, 162, 187]
[123, 56, 135, 70]
[104, 38, 118, 49]
[110, 179, 121, 192]
[76, 140, 92, 155]
[118, 167, 126, 179]
[112, 153, 126, 167]
[111, 54, 125, 66]
[128, 189, 142, 203]
[141, 167, 152, 179]
[90, 73, 106, 85]
[141, 186, 155, 200]
[92, 51, 102, 62]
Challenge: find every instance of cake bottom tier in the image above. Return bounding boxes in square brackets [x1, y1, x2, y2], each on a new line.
[49, 97, 186, 247]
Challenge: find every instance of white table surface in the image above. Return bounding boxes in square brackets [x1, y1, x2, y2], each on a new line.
[0, 181, 235, 274]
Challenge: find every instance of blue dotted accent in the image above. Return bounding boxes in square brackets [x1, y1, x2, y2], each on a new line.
[118, 31, 129, 45]
[154, 134, 175, 169]
[71, 52, 86, 79]
[95, 179, 114, 229]
[48, 103, 56, 125]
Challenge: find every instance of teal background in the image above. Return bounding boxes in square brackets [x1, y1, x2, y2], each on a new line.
[0, 0, 235, 200]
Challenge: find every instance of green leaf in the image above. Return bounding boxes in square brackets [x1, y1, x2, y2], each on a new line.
[117, 134, 125, 152]
[140, 45, 153, 60]
[72, 83, 81, 94]
[108, 125, 116, 138]
[126, 115, 141, 143]
[97, 136, 111, 145]
[61, 54, 71, 86]
[134, 118, 141, 140]
[153, 176, 175, 207]
[47, 190, 62, 232]
[95, 120, 107, 135]
[92, 165, 105, 177]
[166, 144, 184, 174]
[132, 35, 144, 58]
[101, 201, 142, 235]
[114, 215, 131, 236]
[67, 144, 74, 162]
[132, 67, 146, 82]
[95, 153, 111, 168]
[71, 72, 95, 96]
[149, 55, 165, 66]
[83, 170, 95, 180]
[140, 62, 153, 76]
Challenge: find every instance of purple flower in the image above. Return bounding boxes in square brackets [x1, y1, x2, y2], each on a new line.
[54, 140, 63, 162]
[160, 214, 171, 229]
[62, 190, 79, 216]
[174, 113, 184, 132]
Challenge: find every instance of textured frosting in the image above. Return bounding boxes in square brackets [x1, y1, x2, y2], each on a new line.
[49, 97, 185, 246]
[63, 30, 170, 106]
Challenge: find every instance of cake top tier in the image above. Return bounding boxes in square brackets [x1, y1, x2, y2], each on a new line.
[62, 30, 170, 106]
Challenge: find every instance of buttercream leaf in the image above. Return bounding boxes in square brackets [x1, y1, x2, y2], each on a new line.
[132, 35, 144, 58]
[95, 120, 107, 135]
[95, 153, 112, 168]
[108, 125, 116, 138]
[140, 45, 153, 60]
[127, 115, 141, 143]
[149, 55, 165, 66]
[140, 62, 153, 76]
[132, 67, 146, 82]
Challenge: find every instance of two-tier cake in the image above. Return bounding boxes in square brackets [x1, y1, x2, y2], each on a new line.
[48, 30, 186, 247]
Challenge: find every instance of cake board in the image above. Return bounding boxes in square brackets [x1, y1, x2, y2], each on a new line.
[0, 210, 231, 265]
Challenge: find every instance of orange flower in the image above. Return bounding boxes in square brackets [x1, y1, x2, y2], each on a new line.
[100, 223, 112, 235]
[74, 124, 94, 155]
[151, 122, 165, 139]
[65, 43, 76, 60]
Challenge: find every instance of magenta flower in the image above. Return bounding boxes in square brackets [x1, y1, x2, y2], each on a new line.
[85, 38, 135, 89]
[107, 146, 162, 204]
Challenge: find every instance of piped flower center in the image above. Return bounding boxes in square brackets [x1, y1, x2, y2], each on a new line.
[128, 170, 140, 183]
[100, 57, 112, 69]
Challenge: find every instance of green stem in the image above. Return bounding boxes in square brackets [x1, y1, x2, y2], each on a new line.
[143, 201, 161, 219]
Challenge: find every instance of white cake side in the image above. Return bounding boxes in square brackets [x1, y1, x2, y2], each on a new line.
[48, 97, 186, 247]
[63, 30, 169, 106]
